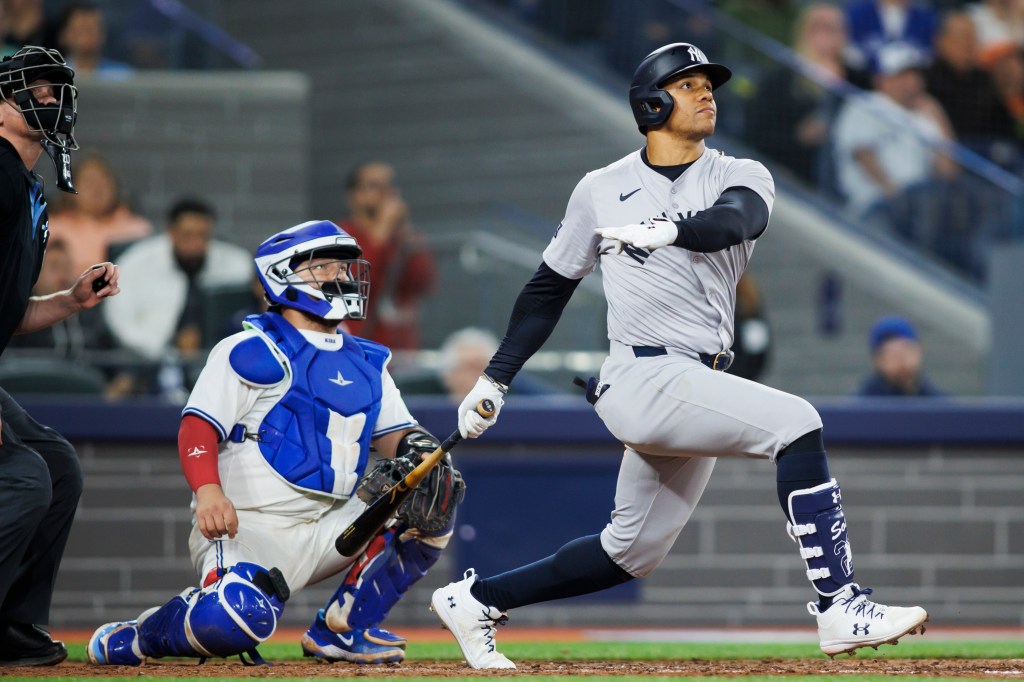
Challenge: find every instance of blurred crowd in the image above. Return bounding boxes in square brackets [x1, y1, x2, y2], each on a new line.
[1, 151, 442, 402]
[496, 0, 1024, 279]
[1, 0, 960, 401]
[2, 0, 246, 72]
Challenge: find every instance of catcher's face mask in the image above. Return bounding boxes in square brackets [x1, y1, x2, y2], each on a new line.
[255, 221, 371, 322]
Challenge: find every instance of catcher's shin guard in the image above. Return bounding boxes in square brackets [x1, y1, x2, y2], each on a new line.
[325, 526, 448, 632]
[95, 563, 289, 664]
[787, 479, 855, 596]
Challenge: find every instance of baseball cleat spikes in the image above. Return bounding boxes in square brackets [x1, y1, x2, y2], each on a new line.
[427, 604, 451, 631]
[430, 569, 516, 670]
[810, 584, 928, 657]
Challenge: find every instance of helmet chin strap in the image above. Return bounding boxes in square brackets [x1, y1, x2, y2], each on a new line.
[40, 138, 76, 194]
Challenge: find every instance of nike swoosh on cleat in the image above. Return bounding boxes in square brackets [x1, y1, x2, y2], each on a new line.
[619, 188, 641, 201]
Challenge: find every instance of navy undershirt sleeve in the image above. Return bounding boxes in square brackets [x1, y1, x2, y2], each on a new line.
[485, 262, 581, 386]
[671, 186, 769, 253]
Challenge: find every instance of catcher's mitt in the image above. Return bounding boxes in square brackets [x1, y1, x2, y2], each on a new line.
[356, 430, 466, 534]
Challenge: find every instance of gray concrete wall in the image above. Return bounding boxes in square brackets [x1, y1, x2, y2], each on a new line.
[36, 72, 310, 252]
[53, 438, 1024, 629]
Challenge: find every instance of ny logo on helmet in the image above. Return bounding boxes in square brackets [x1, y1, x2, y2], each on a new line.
[688, 45, 708, 64]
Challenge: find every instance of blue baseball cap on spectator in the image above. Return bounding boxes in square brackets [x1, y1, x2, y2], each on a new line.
[869, 315, 918, 353]
[872, 42, 928, 76]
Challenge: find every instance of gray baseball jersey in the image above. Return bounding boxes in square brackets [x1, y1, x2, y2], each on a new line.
[542, 147, 774, 354]
[539, 147, 821, 577]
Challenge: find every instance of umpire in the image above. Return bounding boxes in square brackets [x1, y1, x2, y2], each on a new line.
[0, 46, 120, 666]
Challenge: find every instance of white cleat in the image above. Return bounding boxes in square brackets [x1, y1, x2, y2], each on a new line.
[810, 583, 929, 657]
[430, 568, 516, 669]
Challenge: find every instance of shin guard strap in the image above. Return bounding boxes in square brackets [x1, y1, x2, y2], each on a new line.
[787, 479, 855, 597]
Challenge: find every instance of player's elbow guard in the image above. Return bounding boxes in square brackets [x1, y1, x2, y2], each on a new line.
[178, 415, 222, 492]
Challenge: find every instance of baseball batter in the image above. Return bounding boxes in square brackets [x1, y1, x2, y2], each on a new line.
[431, 43, 929, 670]
[87, 220, 464, 666]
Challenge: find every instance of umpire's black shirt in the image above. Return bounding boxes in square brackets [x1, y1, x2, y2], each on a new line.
[0, 135, 48, 356]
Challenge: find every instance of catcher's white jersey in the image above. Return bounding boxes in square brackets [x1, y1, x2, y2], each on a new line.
[543, 147, 774, 354]
[183, 328, 415, 519]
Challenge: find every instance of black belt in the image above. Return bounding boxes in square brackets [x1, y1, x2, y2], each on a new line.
[632, 345, 734, 371]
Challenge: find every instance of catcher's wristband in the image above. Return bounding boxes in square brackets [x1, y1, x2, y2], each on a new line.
[482, 373, 509, 395]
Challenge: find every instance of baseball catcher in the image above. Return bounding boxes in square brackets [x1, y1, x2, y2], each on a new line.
[87, 220, 463, 666]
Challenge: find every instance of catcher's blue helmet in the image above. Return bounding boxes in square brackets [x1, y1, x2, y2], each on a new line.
[629, 42, 731, 134]
[255, 220, 370, 321]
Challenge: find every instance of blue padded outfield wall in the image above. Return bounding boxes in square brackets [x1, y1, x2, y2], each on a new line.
[19, 395, 1024, 629]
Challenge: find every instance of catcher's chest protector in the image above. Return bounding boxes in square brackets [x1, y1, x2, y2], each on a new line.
[245, 312, 386, 498]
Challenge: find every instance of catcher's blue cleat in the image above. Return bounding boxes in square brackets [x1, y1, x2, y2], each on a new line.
[87, 621, 144, 666]
[300, 609, 405, 664]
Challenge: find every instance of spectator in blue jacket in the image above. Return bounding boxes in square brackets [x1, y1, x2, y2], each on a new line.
[845, 0, 939, 73]
[856, 315, 946, 397]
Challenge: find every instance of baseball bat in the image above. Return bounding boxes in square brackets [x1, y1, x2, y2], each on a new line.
[334, 399, 495, 556]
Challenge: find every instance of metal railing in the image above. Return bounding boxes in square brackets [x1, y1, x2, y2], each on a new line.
[97, 0, 261, 70]
[467, 0, 1024, 283]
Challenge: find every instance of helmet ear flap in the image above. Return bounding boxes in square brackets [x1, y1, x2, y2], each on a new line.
[632, 90, 675, 134]
[644, 90, 674, 121]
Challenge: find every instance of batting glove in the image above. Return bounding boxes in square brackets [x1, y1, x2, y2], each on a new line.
[458, 375, 506, 439]
[595, 216, 678, 253]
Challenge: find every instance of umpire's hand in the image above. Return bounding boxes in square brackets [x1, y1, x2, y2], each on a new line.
[73, 262, 121, 309]
[195, 484, 239, 539]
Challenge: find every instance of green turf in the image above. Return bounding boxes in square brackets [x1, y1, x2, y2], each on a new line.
[397, 639, 1023, 661]
[0, 671, 1007, 675]
[61, 637, 1023, 663]
[25, 637, 1017, 682]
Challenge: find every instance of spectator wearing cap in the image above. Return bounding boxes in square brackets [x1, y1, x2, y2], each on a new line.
[855, 315, 946, 396]
[845, 0, 939, 73]
[833, 41, 957, 218]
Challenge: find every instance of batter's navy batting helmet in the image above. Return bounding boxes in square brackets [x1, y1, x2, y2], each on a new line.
[629, 43, 732, 134]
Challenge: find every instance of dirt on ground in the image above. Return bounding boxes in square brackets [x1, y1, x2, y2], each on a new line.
[4, 658, 1023, 677]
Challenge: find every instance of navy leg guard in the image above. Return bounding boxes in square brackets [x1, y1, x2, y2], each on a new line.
[787, 479, 855, 597]
[776, 430, 830, 515]
[325, 526, 446, 632]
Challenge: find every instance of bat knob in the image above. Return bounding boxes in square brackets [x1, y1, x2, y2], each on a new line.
[477, 399, 496, 418]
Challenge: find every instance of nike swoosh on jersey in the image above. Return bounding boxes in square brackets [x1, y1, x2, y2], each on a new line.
[619, 188, 641, 201]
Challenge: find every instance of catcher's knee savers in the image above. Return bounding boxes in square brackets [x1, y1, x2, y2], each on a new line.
[327, 525, 448, 632]
[93, 562, 289, 664]
[787, 479, 855, 596]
